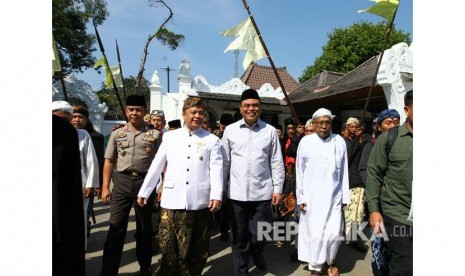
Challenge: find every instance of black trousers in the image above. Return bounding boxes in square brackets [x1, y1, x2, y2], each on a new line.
[101, 172, 155, 276]
[220, 200, 231, 234]
[383, 215, 413, 276]
[229, 199, 272, 276]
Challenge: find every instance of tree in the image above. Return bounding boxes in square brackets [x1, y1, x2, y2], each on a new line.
[96, 76, 151, 120]
[52, 0, 108, 76]
[134, 0, 185, 94]
[298, 21, 411, 83]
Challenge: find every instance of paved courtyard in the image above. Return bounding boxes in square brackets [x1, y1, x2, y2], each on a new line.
[85, 200, 373, 275]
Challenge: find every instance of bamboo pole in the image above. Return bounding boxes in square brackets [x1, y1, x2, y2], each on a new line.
[93, 22, 128, 121]
[241, 0, 301, 125]
[115, 39, 127, 100]
[348, 5, 400, 162]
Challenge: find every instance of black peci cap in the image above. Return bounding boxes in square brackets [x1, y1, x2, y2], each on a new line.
[240, 89, 260, 102]
[168, 119, 182, 129]
[126, 95, 146, 107]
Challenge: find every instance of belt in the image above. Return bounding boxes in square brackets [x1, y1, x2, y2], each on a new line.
[119, 170, 147, 177]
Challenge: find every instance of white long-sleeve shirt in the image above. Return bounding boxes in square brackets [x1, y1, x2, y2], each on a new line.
[76, 129, 99, 189]
[138, 126, 223, 210]
[221, 119, 284, 201]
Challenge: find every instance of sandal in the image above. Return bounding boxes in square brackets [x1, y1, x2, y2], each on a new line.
[326, 265, 339, 276]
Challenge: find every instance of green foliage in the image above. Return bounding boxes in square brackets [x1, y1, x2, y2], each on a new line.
[52, 0, 108, 76]
[155, 27, 185, 50]
[298, 21, 411, 83]
[96, 76, 151, 120]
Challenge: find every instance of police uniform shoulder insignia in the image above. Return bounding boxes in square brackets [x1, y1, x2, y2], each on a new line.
[112, 123, 125, 131]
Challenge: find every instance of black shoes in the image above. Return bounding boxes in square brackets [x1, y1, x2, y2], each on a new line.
[139, 267, 152, 276]
[252, 253, 267, 271]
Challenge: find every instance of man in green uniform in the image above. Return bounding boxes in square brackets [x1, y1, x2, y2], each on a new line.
[100, 95, 161, 276]
[366, 90, 413, 275]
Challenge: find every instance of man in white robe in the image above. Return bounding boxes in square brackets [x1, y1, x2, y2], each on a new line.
[296, 108, 349, 276]
[76, 128, 99, 248]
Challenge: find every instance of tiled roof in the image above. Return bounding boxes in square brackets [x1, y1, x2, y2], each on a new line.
[290, 56, 380, 103]
[240, 63, 299, 93]
[288, 71, 345, 102]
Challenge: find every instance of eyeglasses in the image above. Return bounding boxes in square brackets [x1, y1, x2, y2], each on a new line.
[314, 120, 332, 127]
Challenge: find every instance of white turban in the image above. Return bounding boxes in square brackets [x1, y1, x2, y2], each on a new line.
[346, 117, 360, 125]
[312, 108, 335, 120]
[52, 100, 73, 114]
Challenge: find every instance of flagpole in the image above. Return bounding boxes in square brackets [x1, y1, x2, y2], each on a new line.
[93, 21, 128, 122]
[241, 0, 301, 125]
[115, 39, 127, 100]
[58, 71, 69, 101]
[348, 4, 400, 161]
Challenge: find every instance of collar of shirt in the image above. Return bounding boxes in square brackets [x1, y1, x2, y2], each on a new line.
[239, 118, 264, 130]
[126, 122, 150, 134]
[181, 125, 204, 137]
[318, 132, 333, 142]
[399, 123, 412, 137]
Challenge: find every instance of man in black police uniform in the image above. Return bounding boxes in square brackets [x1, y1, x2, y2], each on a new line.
[100, 95, 161, 276]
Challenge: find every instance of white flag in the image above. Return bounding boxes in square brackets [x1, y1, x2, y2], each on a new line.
[222, 18, 266, 70]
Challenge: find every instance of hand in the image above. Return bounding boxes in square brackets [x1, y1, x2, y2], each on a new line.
[298, 203, 307, 212]
[157, 187, 163, 202]
[370, 212, 385, 235]
[208, 199, 222, 213]
[137, 196, 147, 207]
[271, 193, 282, 206]
[95, 188, 102, 199]
[101, 187, 111, 205]
[84, 188, 94, 198]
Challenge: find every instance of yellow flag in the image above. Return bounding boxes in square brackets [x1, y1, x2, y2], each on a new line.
[110, 66, 123, 88]
[52, 34, 61, 73]
[358, 0, 400, 23]
[93, 57, 116, 88]
[221, 18, 266, 70]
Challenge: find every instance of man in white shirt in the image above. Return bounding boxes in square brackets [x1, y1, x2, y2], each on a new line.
[296, 108, 349, 276]
[138, 97, 223, 276]
[222, 89, 285, 275]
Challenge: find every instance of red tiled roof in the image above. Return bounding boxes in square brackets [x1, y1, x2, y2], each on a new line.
[240, 63, 299, 93]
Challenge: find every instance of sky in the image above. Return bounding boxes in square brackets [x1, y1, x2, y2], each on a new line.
[76, 0, 413, 92]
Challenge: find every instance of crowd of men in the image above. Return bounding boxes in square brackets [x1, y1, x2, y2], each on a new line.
[52, 88, 413, 276]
